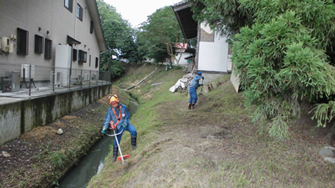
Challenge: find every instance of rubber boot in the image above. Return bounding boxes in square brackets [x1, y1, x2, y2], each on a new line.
[113, 145, 118, 162]
[188, 103, 191, 109]
[191, 103, 195, 109]
[131, 136, 137, 150]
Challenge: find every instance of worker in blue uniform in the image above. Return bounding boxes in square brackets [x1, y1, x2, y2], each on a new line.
[102, 95, 137, 161]
[188, 72, 204, 109]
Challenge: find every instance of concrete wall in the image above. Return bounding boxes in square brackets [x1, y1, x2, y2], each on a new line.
[0, 0, 101, 71]
[0, 84, 111, 145]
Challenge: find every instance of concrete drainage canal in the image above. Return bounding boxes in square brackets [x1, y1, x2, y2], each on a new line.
[57, 99, 139, 188]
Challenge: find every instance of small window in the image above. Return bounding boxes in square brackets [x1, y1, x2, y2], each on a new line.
[76, 3, 83, 21]
[17, 28, 29, 55]
[72, 49, 77, 61]
[44, 38, 52, 60]
[95, 57, 99, 68]
[89, 55, 91, 66]
[90, 21, 94, 34]
[34, 35, 43, 54]
[64, 0, 73, 12]
[78, 50, 87, 63]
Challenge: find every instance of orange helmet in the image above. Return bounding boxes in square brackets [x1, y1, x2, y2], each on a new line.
[109, 94, 119, 105]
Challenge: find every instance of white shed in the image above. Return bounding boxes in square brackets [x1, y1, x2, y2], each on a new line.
[172, 2, 232, 73]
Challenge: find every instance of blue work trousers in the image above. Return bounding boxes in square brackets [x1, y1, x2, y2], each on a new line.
[189, 86, 198, 104]
[114, 124, 137, 146]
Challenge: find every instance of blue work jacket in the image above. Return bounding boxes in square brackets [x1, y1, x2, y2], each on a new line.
[190, 75, 203, 89]
[103, 104, 130, 131]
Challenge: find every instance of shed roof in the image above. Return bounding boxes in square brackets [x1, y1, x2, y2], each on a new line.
[171, 2, 198, 39]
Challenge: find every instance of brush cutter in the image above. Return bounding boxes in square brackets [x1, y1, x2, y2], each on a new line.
[106, 125, 130, 164]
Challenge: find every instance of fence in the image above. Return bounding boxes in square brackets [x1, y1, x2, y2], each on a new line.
[0, 63, 111, 97]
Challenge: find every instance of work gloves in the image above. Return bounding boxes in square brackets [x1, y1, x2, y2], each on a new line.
[202, 77, 204, 80]
[102, 123, 127, 134]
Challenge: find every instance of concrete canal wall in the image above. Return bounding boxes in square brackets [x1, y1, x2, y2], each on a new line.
[0, 85, 111, 145]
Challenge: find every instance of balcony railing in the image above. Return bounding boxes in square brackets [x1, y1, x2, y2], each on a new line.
[0, 63, 111, 97]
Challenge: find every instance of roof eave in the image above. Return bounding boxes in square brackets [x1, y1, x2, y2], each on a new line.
[171, 2, 198, 39]
[86, 0, 107, 52]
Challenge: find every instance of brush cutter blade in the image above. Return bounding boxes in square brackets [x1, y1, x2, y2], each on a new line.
[117, 154, 130, 161]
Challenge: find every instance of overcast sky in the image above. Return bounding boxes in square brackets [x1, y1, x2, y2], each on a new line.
[103, 0, 182, 28]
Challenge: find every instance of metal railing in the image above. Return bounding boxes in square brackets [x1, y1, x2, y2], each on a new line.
[0, 63, 111, 97]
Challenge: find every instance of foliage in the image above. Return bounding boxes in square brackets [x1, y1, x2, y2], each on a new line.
[233, 11, 335, 137]
[119, 29, 147, 63]
[138, 6, 184, 65]
[99, 53, 125, 77]
[240, 0, 335, 49]
[50, 151, 67, 167]
[191, 0, 335, 138]
[190, 0, 253, 37]
[96, 1, 146, 77]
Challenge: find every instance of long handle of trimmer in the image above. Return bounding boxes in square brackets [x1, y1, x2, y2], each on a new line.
[113, 129, 125, 164]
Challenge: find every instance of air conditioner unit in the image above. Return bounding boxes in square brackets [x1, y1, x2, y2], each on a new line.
[1, 37, 9, 52]
[21, 64, 35, 79]
[50, 71, 62, 86]
[2, 71, 21, 92]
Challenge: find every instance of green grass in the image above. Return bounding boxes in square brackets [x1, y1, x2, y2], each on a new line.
[87, 64, 335, 188]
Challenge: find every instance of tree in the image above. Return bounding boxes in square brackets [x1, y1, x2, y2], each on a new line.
[190, 0, 253, 39]
[138, 6, 184, 65]
[190, 0, 335, 138]
[119, 29, 147, 63]
[97, 1, 146, 77]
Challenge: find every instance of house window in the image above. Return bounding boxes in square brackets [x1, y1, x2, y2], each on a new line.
[95, 57, 99, 68]
[17, 28, 29, 55]
[64, 0, 73, 12]
[78, 50, 87, 62]
[34, 35, 43, 54]
[44, 38, 52, 59]
[72, 49, 77, 61]
[76, 3, 83, 21]
[90, 21, 94, 34]
[89, 55, 91, 66]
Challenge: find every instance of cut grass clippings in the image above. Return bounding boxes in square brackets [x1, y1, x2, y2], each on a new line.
[88, 64, 335, 188]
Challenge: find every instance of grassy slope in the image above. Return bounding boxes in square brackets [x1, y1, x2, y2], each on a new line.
[88, 64, 335, 188]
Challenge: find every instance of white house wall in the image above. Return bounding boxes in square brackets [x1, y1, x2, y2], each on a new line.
[173, 52, 192, 65]
[198, 23, 231, 73]
[198, 42, 217, 71]
[0, 0, 101, 71]
[215, 32, 229, 72]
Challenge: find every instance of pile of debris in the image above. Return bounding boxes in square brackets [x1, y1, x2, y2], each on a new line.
[169, 73, 193, 93]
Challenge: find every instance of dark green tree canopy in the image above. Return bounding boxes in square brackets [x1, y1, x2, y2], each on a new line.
[97, 0, 146, 77]
[138, 6, 184, 64]
[190, 0, 253, 37]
